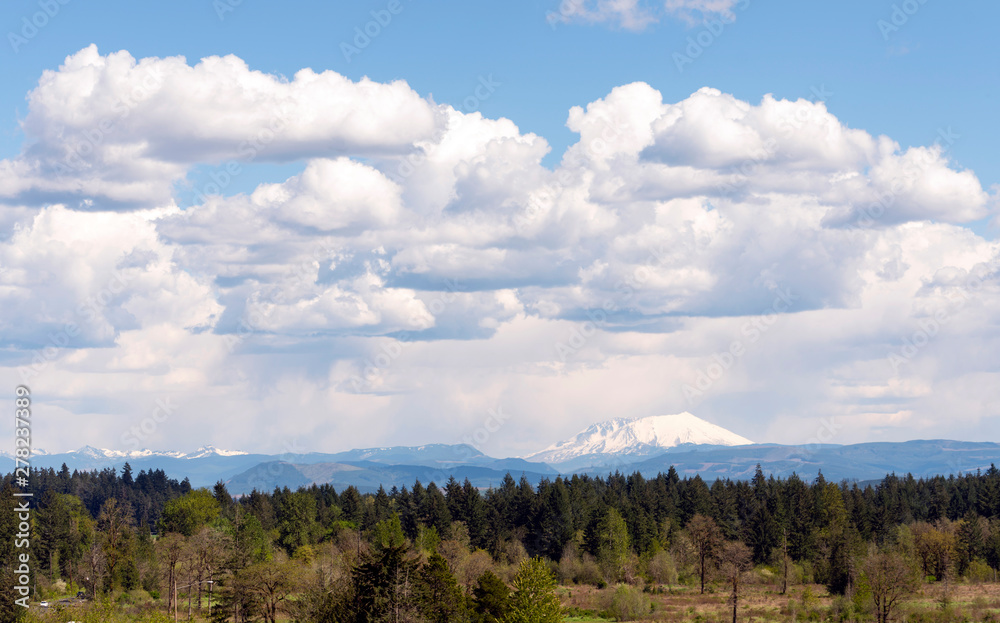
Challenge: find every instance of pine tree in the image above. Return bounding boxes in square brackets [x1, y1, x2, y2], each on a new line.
[472, 570, 510, 623]
[596, 508, 631, 582]
[353, 542, 420, 623]
[463, 479, 489, 550]
[505, 557, 561, 623]
[415, 552, 465, 623]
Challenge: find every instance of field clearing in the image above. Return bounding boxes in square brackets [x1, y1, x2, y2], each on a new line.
[559, 581, 1000, 622]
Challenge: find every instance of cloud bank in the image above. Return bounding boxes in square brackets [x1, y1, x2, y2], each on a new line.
[2, 47, 998, 457]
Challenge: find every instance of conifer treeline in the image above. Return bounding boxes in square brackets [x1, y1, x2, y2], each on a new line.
[4, 461, 1000, 621]
[7, 463, 1000, 569]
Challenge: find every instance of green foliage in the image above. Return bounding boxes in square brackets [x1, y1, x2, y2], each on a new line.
[275, 490, 321, 555]
[22, 458, 1000, 622]
[645, 550, 677, 586]
[505, 557, 562, 623]
[288, 567, 354, 623]
[292, 543, 316, 563]
[371, 513, 407, 552]
[416, 552, 466, 623]
[158, 488, 220, 536]
[416, 524, 441, 554]
[851, 569, 872, 615]
[473, 570, 511, 623]
[609, 584, 651, 621]
[596, 508, 631, 583]
[353, 541, 421, 623]
[231, 511, 272, 567]
[967, 557, 994, 582]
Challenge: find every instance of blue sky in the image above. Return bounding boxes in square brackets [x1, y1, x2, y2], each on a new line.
[1, 0, 999, 456]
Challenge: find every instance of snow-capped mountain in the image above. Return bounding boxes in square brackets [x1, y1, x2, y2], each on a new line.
[185, 445, 250, 458]
[3, 445, 249, 461]
[526, 412, 753, 465]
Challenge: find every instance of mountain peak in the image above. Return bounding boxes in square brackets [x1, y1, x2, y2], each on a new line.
[526, 412, 753, 465]
[188, 445, 249, 458]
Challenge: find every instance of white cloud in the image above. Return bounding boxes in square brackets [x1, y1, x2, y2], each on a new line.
[255, 158, 404, 231]
[663, 0, 741, 24]
[1, 45, 442, 207]
[5, 48, 1000, 456]
[549, 0, 659, 31]
[548, 0, 743, 30]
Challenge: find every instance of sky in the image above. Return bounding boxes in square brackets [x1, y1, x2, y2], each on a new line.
[1, 0, 999, 457]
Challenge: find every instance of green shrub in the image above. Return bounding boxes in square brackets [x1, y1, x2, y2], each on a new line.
[851, 571, 872, 616]
[645, 550, 677, 586]
[967, 558, 994, 583]
[609, 584, 650, 621]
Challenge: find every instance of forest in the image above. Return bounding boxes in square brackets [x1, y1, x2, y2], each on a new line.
[4, 463, 1000, 622]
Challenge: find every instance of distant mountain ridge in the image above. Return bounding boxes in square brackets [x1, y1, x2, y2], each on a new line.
[9, 414, 1000, 495]
[0, 445, 249, 461]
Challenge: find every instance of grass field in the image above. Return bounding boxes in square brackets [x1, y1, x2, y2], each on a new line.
[557, 580, 1000, 622]
[21, 580, 1000, 621]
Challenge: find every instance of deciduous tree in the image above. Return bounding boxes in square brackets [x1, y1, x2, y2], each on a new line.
[687, 514, 721, 594]
[864, 550, 918, 623]
[718, 541, 752, 623]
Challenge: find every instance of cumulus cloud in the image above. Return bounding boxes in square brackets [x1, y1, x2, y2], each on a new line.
[5, 48, 1000, 455]
[0, 205, 221, 350]
[1, 45, 442, 207]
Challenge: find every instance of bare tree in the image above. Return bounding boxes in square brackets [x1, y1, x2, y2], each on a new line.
[157, 533, 185, 615]
[687, 514, 722, 594]
[781, 528, 789, 594]
[84, 541, 105, 598]
[864, 550, 918, 623]
[718, 541, 753, 623]
[191, 526, 225, 612]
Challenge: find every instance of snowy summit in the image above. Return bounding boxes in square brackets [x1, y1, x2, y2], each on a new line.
[526, 412, 753, 465]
